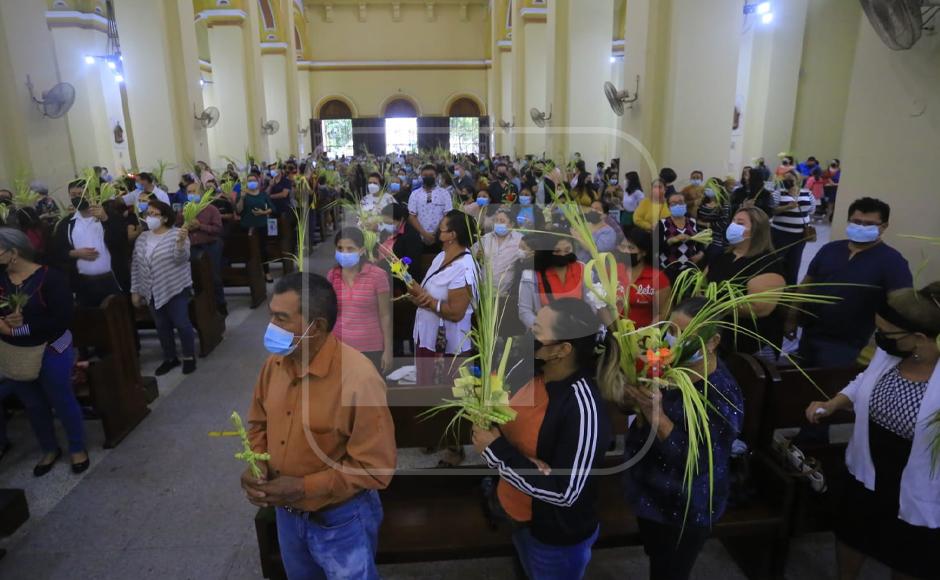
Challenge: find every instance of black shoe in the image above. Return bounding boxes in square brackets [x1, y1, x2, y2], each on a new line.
[182, 359, 196, 374]
[155, 359, 180, 376]
[33, 449, 62, 477]
[71, 451, 90, 474]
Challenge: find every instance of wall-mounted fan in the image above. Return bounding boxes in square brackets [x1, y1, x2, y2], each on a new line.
[860, 0, 939, 50]
[25, 76, 76, 119]
[604, 76, 641, 116]
[298, 125, 309, 136]
[194, 106, 220, 128]
[261, 119, 280, 135]
[497, 118, 514, 133]
[530, 106, 551, 128]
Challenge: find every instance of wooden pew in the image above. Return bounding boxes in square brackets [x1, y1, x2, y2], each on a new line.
[189, 252, 225, 357]
[754, 361, 861, 535]
[255, 361, 795, 579]
[72, 294, 151, 448]
[264, 214, 296, 276]
[222, 230, 267, 308]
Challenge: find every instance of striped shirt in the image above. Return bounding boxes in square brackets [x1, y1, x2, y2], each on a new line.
[327, 263, 390, 353]
[771, 188, 815, 234]
[131, 229, 192, 309]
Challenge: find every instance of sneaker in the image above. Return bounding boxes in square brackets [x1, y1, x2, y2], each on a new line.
[182, 359, 196, 374]
[155, 359, 180, 376]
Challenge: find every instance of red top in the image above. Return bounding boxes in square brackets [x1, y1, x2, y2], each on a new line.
[617, 263, 669, 328]
[497, 377, 549, 522]
[327, 263, 390, 352]
[537, 261, 585, 306]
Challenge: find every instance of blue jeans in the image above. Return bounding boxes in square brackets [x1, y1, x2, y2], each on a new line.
[275, 490, 383, 580]
[192, 240, 226, 309]
[512, 525, 599, 580]
[149, 290, 195, 361]
[0, 346, 85, 453]
[797, 332, 863, 368]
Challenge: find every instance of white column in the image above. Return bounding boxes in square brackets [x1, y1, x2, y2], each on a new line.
[262, 50, 292, 158]
[207, 20, 255, 166]
[0, 0, 76, 190]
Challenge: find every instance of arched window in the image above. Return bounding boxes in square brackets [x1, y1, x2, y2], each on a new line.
[384, 98, 418, 154]
[448, 97, 482, 155]
[318, 99, 354, 158]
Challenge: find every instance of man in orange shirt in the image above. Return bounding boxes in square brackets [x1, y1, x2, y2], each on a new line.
[241, 272, 396, 579]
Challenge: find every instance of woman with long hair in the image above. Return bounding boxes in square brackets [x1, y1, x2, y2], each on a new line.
[472, 298, 618, 579]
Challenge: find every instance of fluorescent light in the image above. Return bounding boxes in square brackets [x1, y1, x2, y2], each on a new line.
[756, 2, 771, 15]
[84, 55, 95, 64]
[107, 61, 116, 70]
[609, 56, 615, 63]
[114, 74, 124, 83]
[761, 12, 774, 24]
[199, 79, 205, 87]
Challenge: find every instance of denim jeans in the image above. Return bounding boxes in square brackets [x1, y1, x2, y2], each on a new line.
[149, 290, 195, 361]
[511, 525, 599, 580]
[191, 240, 226, 309]
[796, 331, 863, 368]
[275, 490, 383, 580]
[0, 346, 85, 453]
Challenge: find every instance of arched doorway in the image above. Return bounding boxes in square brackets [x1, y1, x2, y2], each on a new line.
[384, 98, 419, 154]
[315, 99, 354, 158]
[447, 97, 484, 155]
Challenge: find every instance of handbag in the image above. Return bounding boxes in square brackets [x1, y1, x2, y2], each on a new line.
[0, 340, 46, 381]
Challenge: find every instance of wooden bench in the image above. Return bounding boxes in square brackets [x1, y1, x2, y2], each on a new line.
[189, 252, 225, 357]
[254, 357, 795, 579]
[72, 294, 151, 448]
[223, 230, 267, 308]
[753, 361, 861, 535]
[265, 214, 296, 276]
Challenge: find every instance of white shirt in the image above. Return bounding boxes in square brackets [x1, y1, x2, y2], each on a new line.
[841, 348, 940, 528]
[123, 187, 170, 207]
[70, 214, 111, 276]
[622, 190, 646, 212]
[145, 230, 167, 261]
[408, 187, 453, 234]
[473, 231, 523, 295]
[413, 252, 477, 354]
[361, 192, 395, 214]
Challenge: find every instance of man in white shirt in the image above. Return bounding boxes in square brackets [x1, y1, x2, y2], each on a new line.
[53, 180, 126, 307]
[407, 164, 453, 250]
[123, 172, 170, 207]
[472, 209, 523, 295]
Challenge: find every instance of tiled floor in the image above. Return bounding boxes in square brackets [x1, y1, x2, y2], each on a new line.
[1, 224, 895, 580]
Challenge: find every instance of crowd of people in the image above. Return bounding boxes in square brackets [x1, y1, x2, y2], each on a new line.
[1, 149, 937, 580]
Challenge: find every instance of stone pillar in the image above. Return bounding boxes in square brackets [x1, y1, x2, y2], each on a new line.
[113, 0, 208, 185]
[544, 0, 570, 163]
[0, 0, 76, 190]
[509, 0, 526, 157]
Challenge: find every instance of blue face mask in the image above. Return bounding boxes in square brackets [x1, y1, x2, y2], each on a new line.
[609, 179, 619, 185]
[704, 188, 716, 199]
[404, 165, 412, 172]
[379, 223, 397, 233]
[263, 321, 313, 356]
[335, 250, 361, 269]
[493, 223, 509, 237]
[247, 180, 259, 191]
[135, 183, 144, 191]
[669, 204, 688, 218]
[187, 194, 201, 203]
[516, 214, 528, 225]
[726, 222, 747, 245]
[665, 332, 704, 363]
[690, 179, 703, 187]
[476, 197, 490, 207]
[137, 201, 149, 213]
[389, 182, 401, 193]
[845, 223, 880, 244]
[412, 179, 422, 190]
[519, 195, 532, 205]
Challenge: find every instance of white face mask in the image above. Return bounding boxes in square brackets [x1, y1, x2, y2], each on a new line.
[367, 183, 381, 195]
[145, 216, 163, 231]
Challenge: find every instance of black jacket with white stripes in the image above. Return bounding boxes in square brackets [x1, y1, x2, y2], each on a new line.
[483, 370, 612, 546]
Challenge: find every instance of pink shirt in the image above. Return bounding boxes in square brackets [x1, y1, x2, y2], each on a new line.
[327, 263, 390, 352]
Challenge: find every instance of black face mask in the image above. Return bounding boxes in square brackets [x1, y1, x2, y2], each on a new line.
[549, 253, 577, 268]
[585, 212, 602, 224]
[875, 330, 914, 358]
[0, 198, 10, 207]
[616, 250, 640, 267]
[422, 176, 436, 189]
[71, 197, 89, 211]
